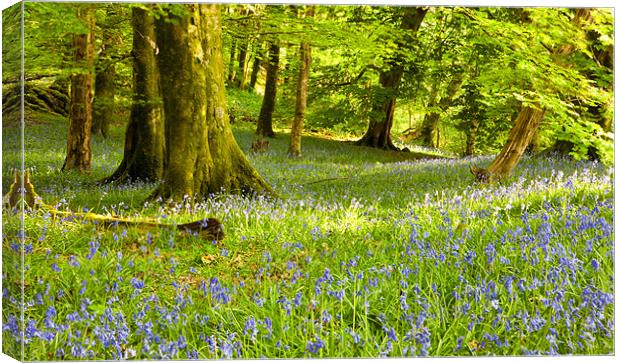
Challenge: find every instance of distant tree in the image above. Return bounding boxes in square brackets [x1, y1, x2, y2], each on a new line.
[62, 4, 95, 172]
[421, 70, 463, 148]
[248, 42, 264, 91]
[356, 7, 427, 150]
[104, 5, 164, 183]
[92, 4, 125, 138]
[288, 5, 315, 157]
[153, 4, 272, 200]
[256, 41, 280, 138]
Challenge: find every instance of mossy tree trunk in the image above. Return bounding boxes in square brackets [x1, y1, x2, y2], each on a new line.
[153, 4, 272, 201]
[256, 41, 280, 138]
[104, 6, 164, 183]
[356, 7, 427, 150]
[62, 5, 95, 172]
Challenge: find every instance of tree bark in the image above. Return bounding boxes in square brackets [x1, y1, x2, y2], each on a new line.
[92, 62, 115, 138]
[256, 41, 280, 138]
[91, 6, 118, 138]
[482, 106, 545, 179]
[236, 40, 249, 89]
[288, 8, 314, 157]
[248, 43, 263, 92]
[104, 6, 164, 184]
[153, 4, 272, 201]
[227, 39, 237, 84]
[62, 5, 95, 172]
[421, 72, 463, 148]
[356, 7, 427, 150]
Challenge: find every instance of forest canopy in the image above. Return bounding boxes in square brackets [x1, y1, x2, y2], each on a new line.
[3, 3, 613, 169]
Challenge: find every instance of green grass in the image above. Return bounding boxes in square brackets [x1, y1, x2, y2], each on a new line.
[2, 107, 614, 359]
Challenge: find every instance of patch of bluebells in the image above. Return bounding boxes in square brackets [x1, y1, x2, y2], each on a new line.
[3, 152, 613, 359]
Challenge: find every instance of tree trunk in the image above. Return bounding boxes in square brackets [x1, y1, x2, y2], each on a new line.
[356, 7, 427, 150]
[227, 39, 237, 84]
[288, 30, 312, 156]
[248, 43, 264, 91]
[92, 63, 115, 138]
[153, 4, 272, 201]
[474, 106, 545, 181]
[91, 7, 117, 138]
[356, 68, 403, 150]
[256, 41, 280, 138]
[62, 5, 95, 172]
[104, 6, 164, 184]
[421, 72, 463, 148]
[236, 40, 249, 89]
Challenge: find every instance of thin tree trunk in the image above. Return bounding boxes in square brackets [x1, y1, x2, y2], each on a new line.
[62, 5, 95, 172]
[356, 7, 427, 150]
[248, 43, 264, 91]
[92, 7, 117, 138]
[236, 40, 249, 89]
[227, 39, 237, 84]
[256, 41, 280, 138]
[153, 4, 272, 200]
[104, 6, 164, 184]
[92, 63, 115, 137]
[288, 38, 312, 157]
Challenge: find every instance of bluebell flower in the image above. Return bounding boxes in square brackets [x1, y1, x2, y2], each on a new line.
[306, 336, 326, 354]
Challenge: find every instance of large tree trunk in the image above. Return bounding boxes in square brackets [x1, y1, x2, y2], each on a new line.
[288, 8, 314, 157]
[256, 41, 280, 138]
[62, 5, 95, 172]
[421, 72, 463, 148]
[356, 7, 427, 150]
[104, 6, 164, 184]
[153, 4, 272, 201]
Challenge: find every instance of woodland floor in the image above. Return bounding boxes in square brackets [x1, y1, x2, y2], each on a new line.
[1, 107, 614, 359]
